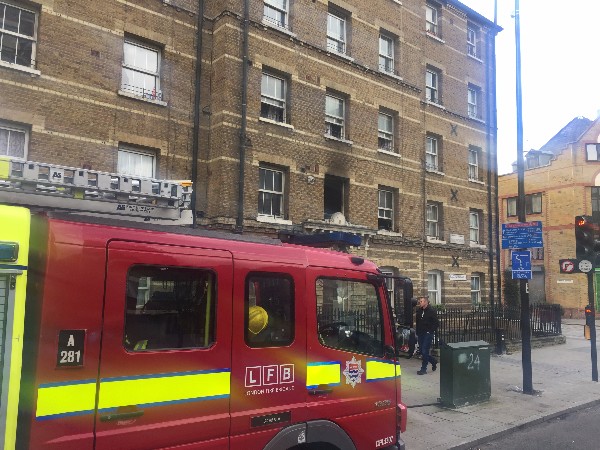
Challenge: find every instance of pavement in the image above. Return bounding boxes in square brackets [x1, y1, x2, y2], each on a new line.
[400, 319, 600, 449]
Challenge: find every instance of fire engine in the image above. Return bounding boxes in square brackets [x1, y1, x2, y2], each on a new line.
[0, 157, 407, 449]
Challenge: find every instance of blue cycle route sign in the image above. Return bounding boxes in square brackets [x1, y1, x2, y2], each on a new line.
[501, 221, 543, 249]
[511, 250, 532, 279]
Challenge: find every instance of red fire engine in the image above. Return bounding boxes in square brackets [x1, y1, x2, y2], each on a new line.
[0, 158, 407, 449]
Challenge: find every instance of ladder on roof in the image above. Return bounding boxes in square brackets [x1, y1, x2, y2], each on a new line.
[0, 157, 193, 223]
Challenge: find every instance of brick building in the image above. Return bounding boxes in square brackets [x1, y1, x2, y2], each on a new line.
[0, 0, 500, 306]
[498, 116, 600, 315]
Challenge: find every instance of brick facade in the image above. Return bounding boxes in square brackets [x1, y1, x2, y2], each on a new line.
[498, 117, 600, 315]
[0, 0, 500, 307]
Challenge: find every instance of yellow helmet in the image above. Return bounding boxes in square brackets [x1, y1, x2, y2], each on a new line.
[248, 306, 269, 335]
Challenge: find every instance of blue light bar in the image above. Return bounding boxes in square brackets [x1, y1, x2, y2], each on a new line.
[289, 232, 362, 248]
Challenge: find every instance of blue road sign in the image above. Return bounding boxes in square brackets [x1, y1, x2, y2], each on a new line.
[502, 221, 543, 249]
[512, 250, 532, 280]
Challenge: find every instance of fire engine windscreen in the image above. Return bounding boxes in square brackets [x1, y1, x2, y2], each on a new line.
[316, 278, 384, 356]
[124, 266, 216, 351]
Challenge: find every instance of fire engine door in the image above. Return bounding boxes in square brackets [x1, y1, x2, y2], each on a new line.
[305, 267, 398, 449]
[95, 241, 233, 450]
[228, 260, 308, 449]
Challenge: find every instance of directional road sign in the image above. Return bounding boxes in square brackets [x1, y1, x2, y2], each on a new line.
[512, 250, 532, 280]
[502, 221, 543, 249]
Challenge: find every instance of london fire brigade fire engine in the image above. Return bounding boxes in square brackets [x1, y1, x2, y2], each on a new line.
[0, 157, 407, 450]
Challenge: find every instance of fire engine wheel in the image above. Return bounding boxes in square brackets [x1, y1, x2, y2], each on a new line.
[263, 420, 356, 450]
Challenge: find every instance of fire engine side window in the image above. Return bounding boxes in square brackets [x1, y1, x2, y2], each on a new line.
[245, 274, 294, 348]
[316, 278, 384, 356]
[124, 265, 216, 352]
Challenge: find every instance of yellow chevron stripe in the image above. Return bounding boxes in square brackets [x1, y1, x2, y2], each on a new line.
[36, 381, 97, 419]
[366, 359, 401, 381]
[98, 370, 230, 410]
[306, 361, 341, 387]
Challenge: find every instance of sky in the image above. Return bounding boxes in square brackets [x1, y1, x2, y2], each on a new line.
[459, 0, 600, 174]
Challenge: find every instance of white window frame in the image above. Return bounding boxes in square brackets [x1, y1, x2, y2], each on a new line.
[468, 146, 479, 180]
[467, 25, 478, 58]
[0, 1, 38, 69]
[426, 68, 440, 103]
[427, 270, 442, 305]
[468, 85, 481, 119]
[263, 0, 288, 29]
[469, 210, 480, 244]
[378, 188, 394, 231]
[325, 93, 345, 139]
[261, 72, 287, 123]
[586, 143, 600, 161]
[379, 33, 394, 74]
[426, 202, 439, 238]
[327, 12, 346, 54]
[507, 198, 517, 217]
[471, 274, 481, 305]
[378, 111, 394, 151]
[117, 145, 156, 178]
[121, 38, 162, 101]
[425, 3, 439, 37]
[258, 166, 285, 218]
[426, 135, 439, 171]
[0, 120, 28, 159]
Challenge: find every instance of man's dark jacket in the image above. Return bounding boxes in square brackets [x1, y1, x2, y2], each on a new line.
[416, 305, 439, 335]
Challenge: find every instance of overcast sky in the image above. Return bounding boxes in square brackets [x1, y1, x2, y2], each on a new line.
[460, 0, 600, 174]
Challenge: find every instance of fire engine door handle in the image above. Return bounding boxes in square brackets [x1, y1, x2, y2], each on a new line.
[309, 387, 333, 396]
[100, 410, 144, 422]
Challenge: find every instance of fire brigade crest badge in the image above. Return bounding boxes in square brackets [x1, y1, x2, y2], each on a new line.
[343, 356, 364, 388]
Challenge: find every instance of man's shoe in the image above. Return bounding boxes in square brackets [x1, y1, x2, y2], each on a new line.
[407, 354, 413, 359]
[432, 361, 437, 372]
[417, 369, 427, 375]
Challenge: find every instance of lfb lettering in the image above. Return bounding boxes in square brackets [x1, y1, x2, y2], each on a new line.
[245, 364, 295, 388]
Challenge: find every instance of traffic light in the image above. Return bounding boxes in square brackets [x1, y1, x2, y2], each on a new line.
[575, 215, 600, 262]
[585, 305, 595, 327]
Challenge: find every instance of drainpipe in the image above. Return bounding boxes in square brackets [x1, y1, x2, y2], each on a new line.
[236, 0, 250, 232]
[190, 0, 205, 228]
[486, 3, 501, 307]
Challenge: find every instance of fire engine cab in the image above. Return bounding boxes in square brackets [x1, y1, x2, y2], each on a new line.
[0, 158, 407, 450]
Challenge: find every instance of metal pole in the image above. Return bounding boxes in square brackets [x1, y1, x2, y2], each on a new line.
[587, 272, 598, 381]
[514, 0, 533, 394]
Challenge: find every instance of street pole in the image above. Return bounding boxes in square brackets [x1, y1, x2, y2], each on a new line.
[514, 0, 533, 394]
[587, 272, 598, 381]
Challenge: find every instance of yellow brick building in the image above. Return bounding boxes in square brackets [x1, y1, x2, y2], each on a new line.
[498, 116, 600, 315]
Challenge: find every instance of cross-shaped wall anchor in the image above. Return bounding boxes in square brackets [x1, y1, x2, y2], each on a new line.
[451, 188, 458, 201]
[450, 124, 458, 136]
[452, 256, 460, 267]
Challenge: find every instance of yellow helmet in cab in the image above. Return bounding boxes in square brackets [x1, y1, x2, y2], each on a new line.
[248, 305, 269, 335]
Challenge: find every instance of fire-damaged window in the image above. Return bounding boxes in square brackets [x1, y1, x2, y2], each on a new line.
[124, 266, 216, 352]
[245, 274, 294, 348]
[316, 278, 384, 356]
[324, 174, 348, 220]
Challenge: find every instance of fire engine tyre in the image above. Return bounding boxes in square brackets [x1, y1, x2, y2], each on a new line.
[263, 420, 356, 450]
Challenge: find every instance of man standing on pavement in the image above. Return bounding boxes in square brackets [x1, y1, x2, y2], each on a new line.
[416, 296, 438, 375]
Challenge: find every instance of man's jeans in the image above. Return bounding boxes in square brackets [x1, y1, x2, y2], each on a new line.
[417, 332, 436, 371]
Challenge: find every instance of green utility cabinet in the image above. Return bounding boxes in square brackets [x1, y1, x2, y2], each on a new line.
[440, 341, 491, 408]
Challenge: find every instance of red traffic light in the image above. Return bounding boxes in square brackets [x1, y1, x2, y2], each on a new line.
[577, 217, 588, 227]
[585, 306, 592, 315]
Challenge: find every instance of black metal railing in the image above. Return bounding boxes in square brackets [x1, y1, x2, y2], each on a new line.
[433, 304, 562, 348]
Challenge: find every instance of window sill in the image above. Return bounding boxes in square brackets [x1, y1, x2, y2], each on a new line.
[426, 32, 445, 44]
[469, 116, 486, 124]
[377, 229, 402, 237]
[324, 134, 353, 145]
[0, 60, 40, 76]
[470, 243, 487, 249]
[256, 215, 292, 225]
[259, 117, 295, 130]
[261, 19, 297, 38]
[379, 69, 403, 82]
[426, 236, 446, 244]
[468, 54, 483, 63]
[468, 178, 485, 185]
[392, 0, 402, 4]
[118, 89, 167, 106]
[425, 100, 445, 110]
[426, 168, 445, 176]
[378, 148, 401, 157]
[325, 50, 355, 63]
